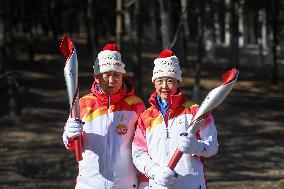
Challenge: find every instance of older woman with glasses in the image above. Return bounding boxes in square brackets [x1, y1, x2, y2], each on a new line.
[132, 50, 219, 189]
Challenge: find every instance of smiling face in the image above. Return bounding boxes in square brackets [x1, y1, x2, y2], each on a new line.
[95, 71, 124, 94]
[154, 77, 179, 100]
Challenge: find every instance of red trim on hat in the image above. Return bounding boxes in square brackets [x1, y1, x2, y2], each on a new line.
[103, 43, 119, 51]
[159, 49, 175, 58]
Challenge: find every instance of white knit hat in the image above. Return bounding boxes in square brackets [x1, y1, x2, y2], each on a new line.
[93, 43, 126, 75]
[152, 50, 182, 82]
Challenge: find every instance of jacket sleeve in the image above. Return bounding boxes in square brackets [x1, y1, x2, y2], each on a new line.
[132, 116, 160, 179]
[195, 114, 219, 157]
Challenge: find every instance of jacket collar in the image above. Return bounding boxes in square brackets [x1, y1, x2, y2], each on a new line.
[148, 89, 185, 111]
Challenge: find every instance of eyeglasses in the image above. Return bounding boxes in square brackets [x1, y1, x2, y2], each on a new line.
[155, 78, 177, 85]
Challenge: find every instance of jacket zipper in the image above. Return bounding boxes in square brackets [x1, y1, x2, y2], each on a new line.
[167, 98, 173, 159]
[165, 111, 171, 159]
[164, 110, 170, 139]
[166, 128, 170, 139]
[105, 95, 110, 180]
[165, 97, 172, 139]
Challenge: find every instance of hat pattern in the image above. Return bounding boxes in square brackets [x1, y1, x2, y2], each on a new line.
[94, 43, 126, 75]
[152, 50, 182, 82]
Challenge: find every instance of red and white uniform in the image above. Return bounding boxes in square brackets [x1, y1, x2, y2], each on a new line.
[65, 78, 145, 189]
[132, 91, 218, 189]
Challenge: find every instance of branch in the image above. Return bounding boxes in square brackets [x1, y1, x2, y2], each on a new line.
[169, 9, 188, 50]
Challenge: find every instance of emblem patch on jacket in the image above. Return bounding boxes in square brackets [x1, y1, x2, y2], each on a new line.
[120, 114, 128, 122]
[178, 118, 184, 126]
[116, 124, 128, 135]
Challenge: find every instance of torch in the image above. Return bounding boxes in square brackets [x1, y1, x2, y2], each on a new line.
[168, 68, 239, 170]
[60, 35, 83, 161]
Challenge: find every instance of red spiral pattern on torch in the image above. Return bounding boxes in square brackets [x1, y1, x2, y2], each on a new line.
[60, 35, 74, 66]
[70, 87, 79, 118]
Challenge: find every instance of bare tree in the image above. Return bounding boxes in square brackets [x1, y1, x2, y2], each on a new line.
[238, 0, 244, 47]
[124, 1, 132, 38]
[229, 0, 239, 69]
[258, 8, 267, 64]
[47, 1, 60, 44]
[86, 0, 98, 58]
[213, 0, 224, 45]
[158, 0, 173, 49]
[116, 0, 123, 49]
[180, 0, 190, 63]
[271, 0, 279, 84]
[224, 0, 230, 46]
[0, 3, 5, 74]
[149, 0, 158, 41]
[4, 0, 15, 61]
[192, 1, 205, 103]
[2, 72, 21, 116]
[131, 0, 143, 96]
[0, 0, 21, 116]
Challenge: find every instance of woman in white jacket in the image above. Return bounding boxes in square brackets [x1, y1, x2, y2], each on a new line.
[132, 50, 219, 189]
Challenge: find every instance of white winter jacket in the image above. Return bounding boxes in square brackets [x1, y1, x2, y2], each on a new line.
[63, 79, 145, 189]
[132, 91, 218, 189]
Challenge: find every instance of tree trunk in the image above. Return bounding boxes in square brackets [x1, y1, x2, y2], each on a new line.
[271, 0, 279, 85]
[116, 0, 123, 50]
[131, 0, 143, 96]
[8, 76, 21, 116]
[3, 0, 20, 116]
[260, 9, 268, 50]
[86, 0, 98, 58]
[47, 1, 59, 44]
[214, 2, 221, 45]
[219, 0, 226, 44]
[192, 2, 204, 103]
[4, 0, 15, 61]
[0, 8, 5, 74]
[229, 0, 239, 69]
[238, 0, 244, 47]
[124, 8, 132, 39]
[158, 0, 172, 49]
[27, 31, 34, 64]
[258, 9, 266, 64]
[123, 0, 136, 40]
[0, 1, 6, 115]
[203, 3, 215, 62]
[247, 13, 256, 44]
[224, 0, 230, 46]
[181, 0, 190, 63]
[149, 0, 157, 41]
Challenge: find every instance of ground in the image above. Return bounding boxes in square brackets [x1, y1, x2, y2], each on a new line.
[0, 37, 283, 189]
